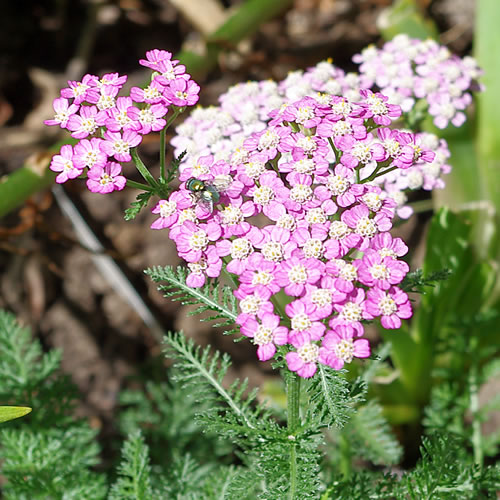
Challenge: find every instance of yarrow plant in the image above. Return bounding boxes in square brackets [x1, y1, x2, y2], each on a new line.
[43, 39, 485, 498]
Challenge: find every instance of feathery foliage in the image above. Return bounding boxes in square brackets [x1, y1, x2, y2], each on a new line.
[201, 466, 257, 499]
[163, 331, 272, 437]
[146, 266, 239, 334]
[250, 438, 323, 499]
[0, 426, 106, 500]
[125, 191, 154, 221]
[305, 365, 353, 430]
[119, 378, 233, 468]
[346, 399, 403, 465]
[109, 430, 154, 500]
[400, 268, 452, 294]
[0, 310, 106, 499]
[401, 434, 500, 499]
[326, 435, 500, 499]
[0, 310, 77, 428]
[163, 331, 330, 497]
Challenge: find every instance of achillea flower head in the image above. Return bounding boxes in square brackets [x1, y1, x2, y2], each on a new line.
[171, 37, 479, 221]
[161, 91, 433, 373]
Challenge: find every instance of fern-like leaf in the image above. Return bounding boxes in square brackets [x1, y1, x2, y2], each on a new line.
[146, 266, 239, 334]
[401, 268, 452, 294]
[109, 430, 154, 500]
[0, 310, 61, 395]
[403, 434, 483, 499]
[347, 400, 402, 466]
[202, 466, 257, 499]
[305, 365, 353, 429]
[124, 191, 154, 221]
[0, 310, 77, 427]
[249, 439, 322, 499]
[0, 426, 106, 499]
[164, 332, 270, 435]
[161, 454, 214, 499]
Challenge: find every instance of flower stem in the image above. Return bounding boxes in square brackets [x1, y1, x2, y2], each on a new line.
[360, 164, 398, 183]
[126, 179, 155, 191]
[159, 127, 166, 182]
[166, 107, 182, 130]
[469, 350, 483, 466]
[131, 148, 159, 189]
[327, 137, 339, 162]
[339, 432, 352, 478]
[287, 372, 301, 500]
[221, 257, 239, 289]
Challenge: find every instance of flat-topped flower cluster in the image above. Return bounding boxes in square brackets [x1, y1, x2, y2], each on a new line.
[153, 90, 430, 377]
[45, 50, 200, 191]
[172, 35, 481, 219]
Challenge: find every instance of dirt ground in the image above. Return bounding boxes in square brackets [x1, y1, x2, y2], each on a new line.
[0, 0, 474, 435]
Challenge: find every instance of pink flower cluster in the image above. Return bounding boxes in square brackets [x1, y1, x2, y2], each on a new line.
[153, 91, 426, 377]
[353, 34, 483, 129]
[171, 38, 476, 219]
[45, 50, 200, 193]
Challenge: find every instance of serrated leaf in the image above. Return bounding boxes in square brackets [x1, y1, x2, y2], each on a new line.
[109, 430, 153, 500]
[348, 400, 402, 466]
[305, 365, 353, 430]
[124, 191, 154, 221]
[146, 265, 238, 334]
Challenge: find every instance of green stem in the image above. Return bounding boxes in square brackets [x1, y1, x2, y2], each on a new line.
[360, 164, 398, 183]
[469, 358, 483, 467]
[287, 372, 301, 500]
[0, 160, 56, 218]
[339, 432, 352, 479]
[270, 291, 289, 322]
[130, 148, 159, 188]
[159, 127, 166, 182]
[166, 107, 182, 129]
[407, 198, 434, 214]
[327, 137, 339, 163]
[126, 179, 156, 191]
[221, 257, 240, 289]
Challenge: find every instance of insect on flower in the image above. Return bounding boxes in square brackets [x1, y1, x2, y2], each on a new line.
[186, 177, 222, 213]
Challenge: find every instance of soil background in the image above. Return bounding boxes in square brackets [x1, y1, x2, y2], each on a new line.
[0, 0, 475, 461]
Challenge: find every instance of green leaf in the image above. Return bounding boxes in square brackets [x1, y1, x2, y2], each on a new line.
[400, 268, 452, 295]
[476, 0, 500, 220]
[163, 332, 266, 433]
[386, 208, 475, 405]
[109, 430, 154, 500]
[0, 425, 106, 499]
[305, 365, 353, 430]
[377, 0, 438, 41]
[146, 266, 239, 335]
[0, 406, 32, 423]
[124, 191, 154, 221]
[347, 400, 403, 466]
